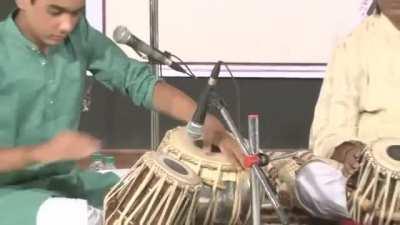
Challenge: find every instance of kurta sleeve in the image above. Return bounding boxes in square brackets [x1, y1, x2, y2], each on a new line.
[78, 18, 158, 109]
[309, 39, 365, 158]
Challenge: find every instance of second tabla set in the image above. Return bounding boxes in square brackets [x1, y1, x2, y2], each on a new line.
[265, 138, 400, 225]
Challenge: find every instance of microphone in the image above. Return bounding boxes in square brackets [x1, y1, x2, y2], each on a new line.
[186, 61, 222, 140]
[113, 25, 186, 74]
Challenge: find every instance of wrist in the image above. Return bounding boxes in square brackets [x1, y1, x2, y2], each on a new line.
[27, 144, 48, 164]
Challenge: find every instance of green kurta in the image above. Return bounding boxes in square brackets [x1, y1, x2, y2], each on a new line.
[0, 11, 157, 225]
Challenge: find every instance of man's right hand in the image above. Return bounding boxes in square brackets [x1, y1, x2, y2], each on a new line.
[32, 131, 100, 163]
[331, 141, 365, 177]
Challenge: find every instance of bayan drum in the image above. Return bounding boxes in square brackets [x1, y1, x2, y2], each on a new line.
[265, 150, 349, 220]
[104, 151, 202, 225]
[348, 138, 400, 225]
[157, 127, 251, 225]
[264, 150, 315, 210]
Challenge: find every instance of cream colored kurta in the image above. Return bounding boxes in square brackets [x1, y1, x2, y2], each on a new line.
[310, 14, 400, 158]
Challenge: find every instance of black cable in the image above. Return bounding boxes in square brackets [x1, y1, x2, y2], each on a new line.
[147, 60, 164, 79]
[158, 64, 163, 79]
[222, 63, 241, 132]
[367, 0, 377, 15]
[169, 54, 197, 78]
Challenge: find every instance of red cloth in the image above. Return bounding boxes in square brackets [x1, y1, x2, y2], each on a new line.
[341, 219, 360, 225]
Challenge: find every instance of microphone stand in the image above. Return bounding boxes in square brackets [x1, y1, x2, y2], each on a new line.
[209, 92, 289, 225]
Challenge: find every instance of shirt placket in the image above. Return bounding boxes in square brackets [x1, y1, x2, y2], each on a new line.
[32, 46, 57, 125]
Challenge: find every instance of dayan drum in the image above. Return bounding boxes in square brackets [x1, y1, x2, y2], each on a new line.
[348, 138, 400, 225]
[104, 151, 202, 225]
[157, 127, 251, 225]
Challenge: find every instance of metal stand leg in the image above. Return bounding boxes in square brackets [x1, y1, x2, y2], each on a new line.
[249, 115, 261, 225]
[210, 94, 289, 225]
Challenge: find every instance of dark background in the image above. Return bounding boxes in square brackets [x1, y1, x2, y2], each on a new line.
[0, 1, 322, 149]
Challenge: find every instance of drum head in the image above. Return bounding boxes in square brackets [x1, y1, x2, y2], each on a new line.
[370, 138, 400, 176]
[143, 151, 202, 186]
[159, 127, 241, 172]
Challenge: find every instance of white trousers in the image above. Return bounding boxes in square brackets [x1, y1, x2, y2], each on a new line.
[36, 197, 103, 225]
[36, 169, 129, 225]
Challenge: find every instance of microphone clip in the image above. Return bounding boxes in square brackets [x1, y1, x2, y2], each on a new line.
[186, 61, 223, 140]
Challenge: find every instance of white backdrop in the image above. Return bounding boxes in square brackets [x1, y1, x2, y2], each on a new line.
[86, 0, 371, 78]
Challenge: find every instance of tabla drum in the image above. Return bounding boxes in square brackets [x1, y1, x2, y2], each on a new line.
[348, 138, 400, 225]
[263, 150, 315, 210]
[157, 127, 251, 225]
[265, 150, 348, 220]
[104, 151, 202, 225]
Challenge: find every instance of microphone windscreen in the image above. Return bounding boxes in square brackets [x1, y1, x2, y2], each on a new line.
[113, 26, 131, 44]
